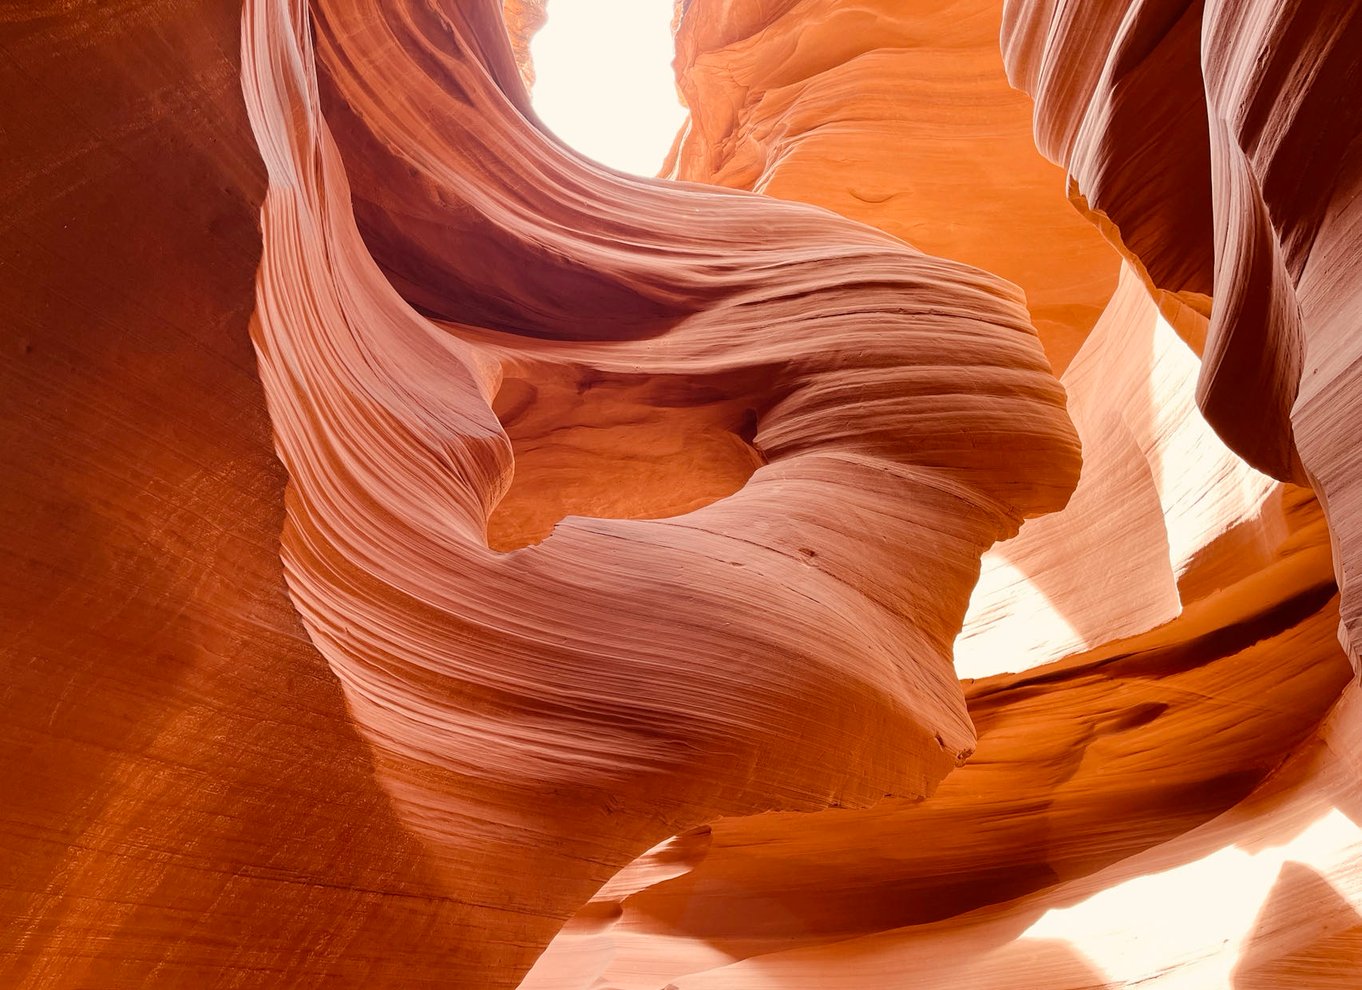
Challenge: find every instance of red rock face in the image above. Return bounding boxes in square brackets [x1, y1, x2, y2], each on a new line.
[1, 4, 481, 987]
[2, 1, 1360, 989]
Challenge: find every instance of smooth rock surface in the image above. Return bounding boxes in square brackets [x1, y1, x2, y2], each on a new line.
[1002, 0, 1362, 672]
[2, 0, 1360, 988]
[246, 0, 1078, 983]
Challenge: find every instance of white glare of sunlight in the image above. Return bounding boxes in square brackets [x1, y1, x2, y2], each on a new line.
[1023, 807, 1362, 988]
[528, 0, 689, 177]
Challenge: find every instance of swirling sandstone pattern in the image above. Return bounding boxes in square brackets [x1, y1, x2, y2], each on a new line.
[1001, 0, 1362, 673]
[1, 3, 490, 987]
[245, 0, 1078, 983]
[519, 4, 1362, 986]
[664, 0, 1122, 374]
[1, 0, 1360, 988]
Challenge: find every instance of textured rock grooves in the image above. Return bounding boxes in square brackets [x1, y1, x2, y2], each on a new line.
[1000, 0, 1362, 671]
[1, 0, 1360, 988]
[245, 0, 1077, 983]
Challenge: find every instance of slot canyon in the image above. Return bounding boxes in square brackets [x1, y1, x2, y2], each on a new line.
[3, 0, 1362, 987]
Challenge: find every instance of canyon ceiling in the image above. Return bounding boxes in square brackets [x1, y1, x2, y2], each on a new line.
[2, 0, 1361, 987]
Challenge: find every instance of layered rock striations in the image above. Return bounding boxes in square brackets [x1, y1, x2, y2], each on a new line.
[0, 3, 491, 987]
[665, 0, 1123, 374]
[246, 0, 1079, 983]
[1, 0, 1360, 988]
[523, 0, 1362, 985]
[1002, 0, 1362, 672]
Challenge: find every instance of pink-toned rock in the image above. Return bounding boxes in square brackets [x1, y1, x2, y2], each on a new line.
[245, 0, 1078, 984]
[3, 0, 1359, 987]
[1002, 0, 1362, 672]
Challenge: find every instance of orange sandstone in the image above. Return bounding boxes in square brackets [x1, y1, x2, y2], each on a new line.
[0, 1, 1359, 988]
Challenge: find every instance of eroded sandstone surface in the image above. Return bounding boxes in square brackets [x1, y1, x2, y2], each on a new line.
[2, 0, 1360, 987]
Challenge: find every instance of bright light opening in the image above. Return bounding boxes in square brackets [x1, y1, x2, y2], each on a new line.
[528, 0, 688, 177]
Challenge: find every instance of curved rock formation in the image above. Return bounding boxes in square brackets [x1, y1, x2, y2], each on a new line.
[527, 623, 1358, 990]
[522, 1, 1362, 986]
[665, 0, 1122, 374]
[245, 0, 1078, 983]
[2, 0, 1360, 987]
[1001, 0, 1362, 672]
[1, 4, 485, 988]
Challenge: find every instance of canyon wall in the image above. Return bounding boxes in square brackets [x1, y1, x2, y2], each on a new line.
[1001, 0, 1362, 671]
[0, 4, 486, 987]
[1, 0, 1359, 988]
[519, 2, 1362, 985]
